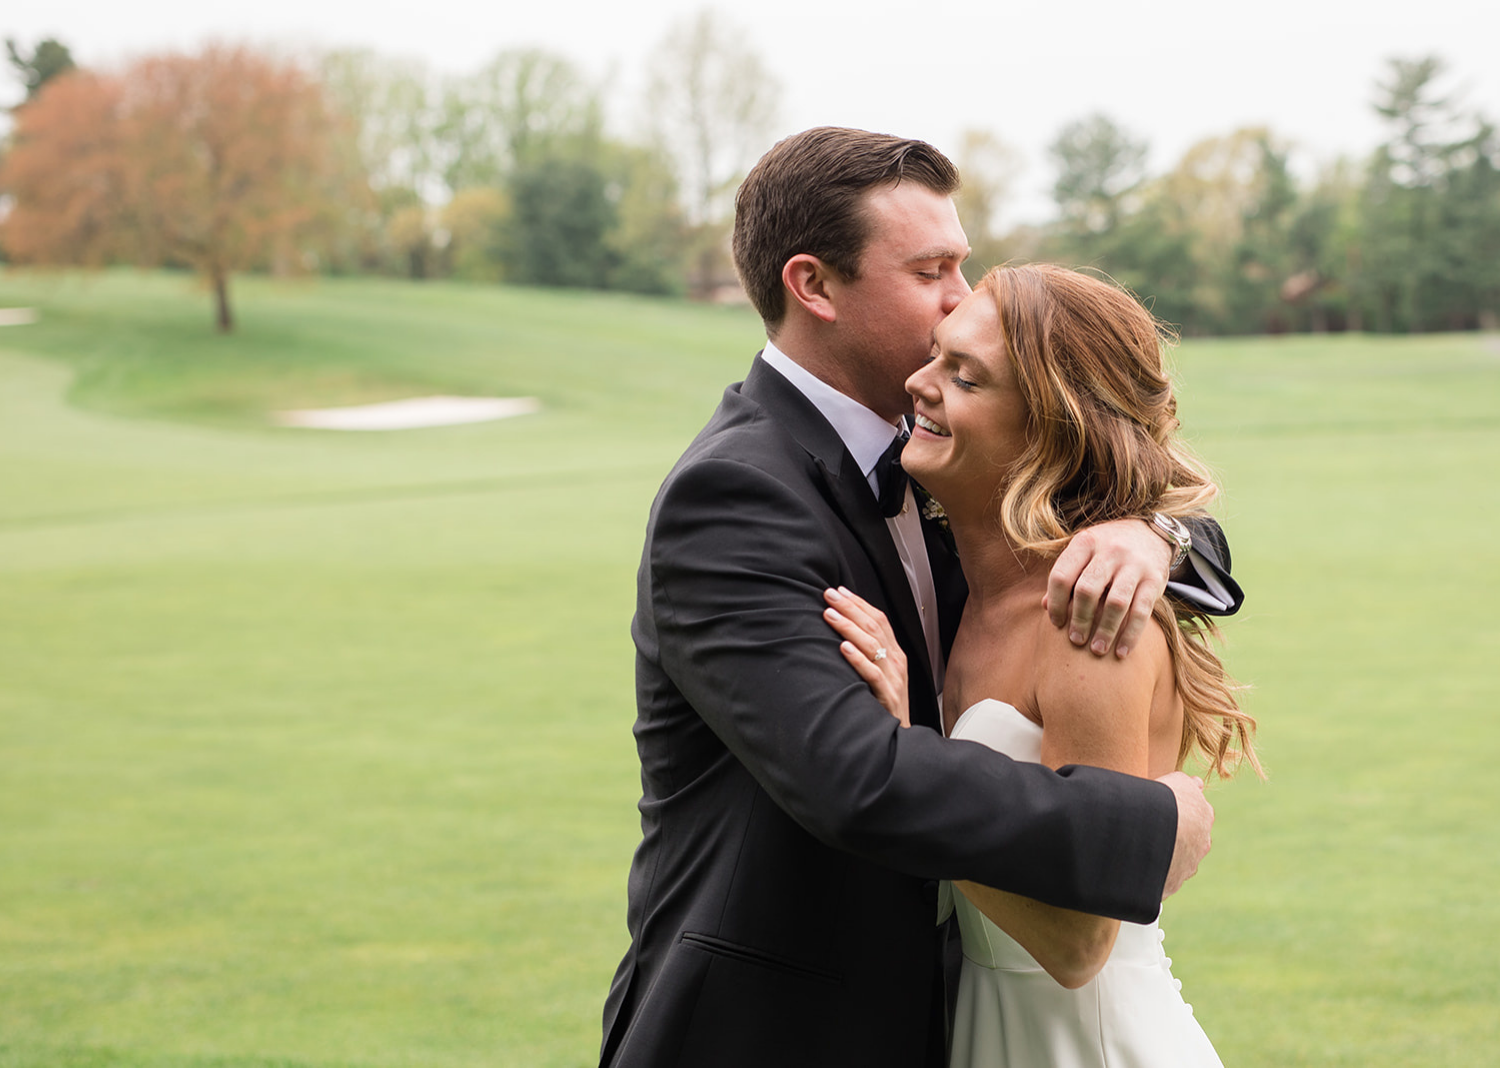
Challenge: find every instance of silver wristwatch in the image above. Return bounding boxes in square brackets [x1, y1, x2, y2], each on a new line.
[1147, 513, 1193, 572]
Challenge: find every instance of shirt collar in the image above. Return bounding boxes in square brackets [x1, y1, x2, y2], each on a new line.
[760, 340, 903, 485]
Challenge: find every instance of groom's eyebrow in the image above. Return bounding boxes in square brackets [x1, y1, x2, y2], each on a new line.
[908, 245, 968, 263]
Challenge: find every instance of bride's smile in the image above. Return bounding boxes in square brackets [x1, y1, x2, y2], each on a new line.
[913, 412, 949, 437]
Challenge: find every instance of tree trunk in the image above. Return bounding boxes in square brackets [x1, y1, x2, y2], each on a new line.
[212, 267, 233, 333]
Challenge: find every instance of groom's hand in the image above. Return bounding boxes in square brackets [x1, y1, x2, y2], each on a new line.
[1159, 772, 1214, 899]
[1045, 518, 1173, 658]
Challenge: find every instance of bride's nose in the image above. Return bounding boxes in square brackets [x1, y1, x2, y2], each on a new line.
[906, 359, 938, 401]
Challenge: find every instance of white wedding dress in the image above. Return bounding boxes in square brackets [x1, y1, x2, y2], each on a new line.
[943, 699, 1223, 1068]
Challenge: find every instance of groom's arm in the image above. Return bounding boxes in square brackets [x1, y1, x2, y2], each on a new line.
[648, 455, 1177, 924]
[1047, 515, 1243, 659]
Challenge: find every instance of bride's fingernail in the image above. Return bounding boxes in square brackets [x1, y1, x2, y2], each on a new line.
[825, 607, 843, 621]
[825, 587, 842, 600]
[838, 586, 852, 597]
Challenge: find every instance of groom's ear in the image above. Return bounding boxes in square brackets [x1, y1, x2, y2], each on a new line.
[782, 255, 839, 324]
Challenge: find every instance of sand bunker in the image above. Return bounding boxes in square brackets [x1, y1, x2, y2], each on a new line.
[273, 395, 541, 430]
[0, 308, 39, 326]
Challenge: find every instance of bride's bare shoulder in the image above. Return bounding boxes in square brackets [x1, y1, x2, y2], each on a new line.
[1029, 608, 1170, 772]
[1031, 602, 1171, 680]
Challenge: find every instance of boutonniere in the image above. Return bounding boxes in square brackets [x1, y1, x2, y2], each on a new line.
[913, 482, 950, 534]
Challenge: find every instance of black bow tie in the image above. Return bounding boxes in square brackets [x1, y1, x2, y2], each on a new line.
[874, 430, 911, 518]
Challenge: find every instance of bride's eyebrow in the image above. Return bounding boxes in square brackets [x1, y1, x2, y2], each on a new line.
[947, 350, 986, 378]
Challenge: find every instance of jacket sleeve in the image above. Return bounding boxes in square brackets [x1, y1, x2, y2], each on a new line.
[646, 456, 1176, 924]
[1171, 516, 1245, 617]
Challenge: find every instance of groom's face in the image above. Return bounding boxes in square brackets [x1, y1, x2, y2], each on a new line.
[833, 184, 971, 422]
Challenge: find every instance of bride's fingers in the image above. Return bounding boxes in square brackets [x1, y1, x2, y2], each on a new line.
[840, 588, 900, 651]
[824, 587, 896, 646]
[839, 640, 887, 689]
[828, 606, 906, 672]
[823, 586, 873, 628]
[823, 604, 883, 656]
[824, 604, 906, 682]
[827, 607, 907, 682]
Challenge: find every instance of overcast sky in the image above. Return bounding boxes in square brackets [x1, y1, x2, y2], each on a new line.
[7, 0, 1499, 222]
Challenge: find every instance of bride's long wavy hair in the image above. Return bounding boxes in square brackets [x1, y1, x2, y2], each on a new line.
[983, 263, 1261, 780]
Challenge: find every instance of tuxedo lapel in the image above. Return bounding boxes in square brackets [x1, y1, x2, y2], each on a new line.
[813, 456, 937, 697]
[742, 357, 941, 731]
[917, 497, 967, 661]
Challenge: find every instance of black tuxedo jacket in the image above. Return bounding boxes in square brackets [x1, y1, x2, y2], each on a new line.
[600, 357, 1241, 1068]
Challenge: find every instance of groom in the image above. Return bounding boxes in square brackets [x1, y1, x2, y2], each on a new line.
[600, 128, 1242, 1068]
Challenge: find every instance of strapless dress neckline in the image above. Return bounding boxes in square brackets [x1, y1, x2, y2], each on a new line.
[947, 698, 1042, 756]
[949, 698, 1039, 730]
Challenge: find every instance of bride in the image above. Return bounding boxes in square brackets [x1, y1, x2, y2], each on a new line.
[825, 263, 1261, 1067]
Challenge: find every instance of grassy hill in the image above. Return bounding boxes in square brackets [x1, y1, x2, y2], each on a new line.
[2, 269, 1497, 1066]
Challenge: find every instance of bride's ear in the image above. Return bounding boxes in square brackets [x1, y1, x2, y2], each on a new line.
[783, 255, 839, 324]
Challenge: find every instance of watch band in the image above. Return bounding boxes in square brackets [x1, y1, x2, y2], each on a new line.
[1147, 513, 1193, 572]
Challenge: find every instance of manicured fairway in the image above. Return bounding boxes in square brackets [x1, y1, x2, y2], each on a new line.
[2, 271, 1497, 1066]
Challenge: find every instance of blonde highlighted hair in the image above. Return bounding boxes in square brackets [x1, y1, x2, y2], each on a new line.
[983, 263, 1261, 780]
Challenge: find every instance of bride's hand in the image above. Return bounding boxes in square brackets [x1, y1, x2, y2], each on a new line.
[823, 586, 910, 727]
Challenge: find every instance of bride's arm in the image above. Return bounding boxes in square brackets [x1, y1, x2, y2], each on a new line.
[956, 618, 1167, 989]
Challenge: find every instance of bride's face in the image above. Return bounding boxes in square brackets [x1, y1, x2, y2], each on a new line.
[901, 288, 1028, 517]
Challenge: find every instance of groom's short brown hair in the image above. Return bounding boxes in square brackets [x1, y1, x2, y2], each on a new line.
[732, 126, 961, 330]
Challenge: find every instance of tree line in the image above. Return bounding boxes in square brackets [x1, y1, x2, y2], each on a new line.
[2, 27, 1496, 335]
[0, 15, 775, 330]
[979, 58, 1500, 335]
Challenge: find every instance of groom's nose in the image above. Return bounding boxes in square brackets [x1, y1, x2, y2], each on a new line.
[942, 274, 971, 314]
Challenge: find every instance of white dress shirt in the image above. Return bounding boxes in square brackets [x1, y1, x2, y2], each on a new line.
[760, 341, 944, 691]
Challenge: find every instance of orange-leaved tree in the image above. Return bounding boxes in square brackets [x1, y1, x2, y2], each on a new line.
[1, 46, 364, 331]
[0, 69, 127, 267]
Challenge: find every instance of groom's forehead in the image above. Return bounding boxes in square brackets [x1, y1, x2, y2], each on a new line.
[861, 187, 966, 248]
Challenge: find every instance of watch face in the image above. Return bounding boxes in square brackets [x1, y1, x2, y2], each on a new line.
[1154, 514, 1190, 546]
[1152, 515, 1191, 571]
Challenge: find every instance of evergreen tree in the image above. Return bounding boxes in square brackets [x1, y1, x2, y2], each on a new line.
[6, 37, 76, 102]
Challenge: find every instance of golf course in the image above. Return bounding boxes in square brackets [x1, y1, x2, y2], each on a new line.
[2, 269, 1497, 1066]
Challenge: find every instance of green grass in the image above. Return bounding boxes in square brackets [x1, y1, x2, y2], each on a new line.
[2, 269, 1498, 1066]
